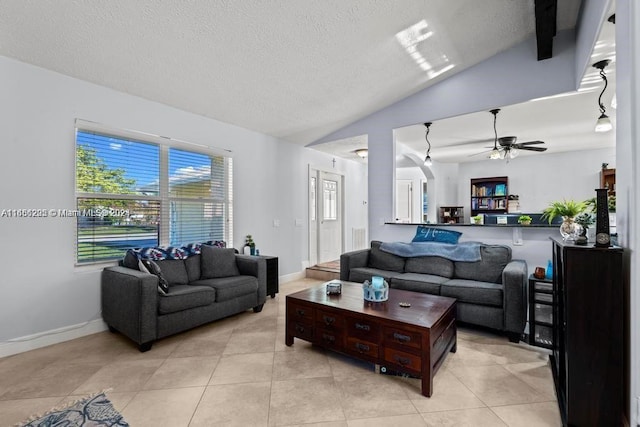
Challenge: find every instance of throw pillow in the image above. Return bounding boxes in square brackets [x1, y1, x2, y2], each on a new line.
[412, 226, 462, 244]
[123, 249, 140, 270]
[140, 259, 170, 294]
[201, 245, 240, 278]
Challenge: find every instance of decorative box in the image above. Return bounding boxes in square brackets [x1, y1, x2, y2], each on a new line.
[326, 280, 342, 295]
[363, 276, 389, 302]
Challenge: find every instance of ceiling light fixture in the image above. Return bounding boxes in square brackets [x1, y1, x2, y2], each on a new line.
[424, 122, 433, 166]
[354, 148, 368, 159]
[592, 59, 613, 133]
[489, 109, 502, 159]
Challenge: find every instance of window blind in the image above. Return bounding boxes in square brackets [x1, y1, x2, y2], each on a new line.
[75, 128, 232, 264]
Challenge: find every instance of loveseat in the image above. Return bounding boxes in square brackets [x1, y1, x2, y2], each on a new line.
[102, 243, 267, 351]
[340, 240, 527, 342]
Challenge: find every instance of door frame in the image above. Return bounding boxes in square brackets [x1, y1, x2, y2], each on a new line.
[308, 165, 345, 267]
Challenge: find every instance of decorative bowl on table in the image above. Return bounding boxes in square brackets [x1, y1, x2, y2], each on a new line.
[363, 276, 389, 302]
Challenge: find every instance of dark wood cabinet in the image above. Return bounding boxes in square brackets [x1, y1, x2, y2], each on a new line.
[260, 256, 279, 298]
[528, 275, 553, 349]
[550, 237, 624, 426]
[470, 176, 508, 216]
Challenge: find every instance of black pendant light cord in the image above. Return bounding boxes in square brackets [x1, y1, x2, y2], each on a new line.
[424, 122, 431, 154]
[598, 67, 608, 115]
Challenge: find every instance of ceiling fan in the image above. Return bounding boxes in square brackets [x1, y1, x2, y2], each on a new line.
[472, 109, 548, 160]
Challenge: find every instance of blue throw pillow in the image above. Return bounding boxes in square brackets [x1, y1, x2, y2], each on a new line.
[412, 226, 462, 244]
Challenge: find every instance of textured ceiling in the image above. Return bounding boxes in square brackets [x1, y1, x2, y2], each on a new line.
[0, 0, 580, 147]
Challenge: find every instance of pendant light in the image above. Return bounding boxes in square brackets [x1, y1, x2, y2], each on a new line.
[424, 122, 433, 166]
[489, 109, 501, 159]
[593, 59, 613, 133]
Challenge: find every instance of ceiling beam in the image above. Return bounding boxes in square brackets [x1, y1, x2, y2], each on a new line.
[535, 0, 557, 60]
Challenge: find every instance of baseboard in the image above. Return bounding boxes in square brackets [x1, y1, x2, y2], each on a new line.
[280, 271, 306, 283]
[0, 318, 107, 358]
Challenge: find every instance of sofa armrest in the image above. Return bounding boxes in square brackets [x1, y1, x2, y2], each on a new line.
[101, 266, 158, 346]
[340, 249, 370, 281]
[235, 255, 267, 303]
[502, 259, 528, 335]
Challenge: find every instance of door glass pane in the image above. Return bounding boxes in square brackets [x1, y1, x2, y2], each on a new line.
[323, 180, 337, 220]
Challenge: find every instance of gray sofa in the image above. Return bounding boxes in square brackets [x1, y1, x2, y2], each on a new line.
[340, 241, 527, 342]
[102, 245, 267, 351]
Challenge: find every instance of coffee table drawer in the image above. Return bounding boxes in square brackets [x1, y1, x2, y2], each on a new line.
[383, 327, 422, 351]
[346, 337, 379, 358]
[383, 348, 422, 373]
[346, 318, 381, 340]
[288, 302, 314, 322]
[316, 328, 344, 350]
[289, 321, 314, 341]
[316, 309, 345, 329]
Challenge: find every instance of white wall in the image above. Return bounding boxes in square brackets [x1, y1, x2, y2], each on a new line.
[457, 148, 616, 220]
[0, 56, 367, 351]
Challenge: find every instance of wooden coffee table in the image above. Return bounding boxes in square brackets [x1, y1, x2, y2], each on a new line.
[285, 281, 457, 397]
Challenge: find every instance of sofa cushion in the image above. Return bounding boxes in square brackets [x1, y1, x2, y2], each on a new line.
[390, 273, 448, 295]
[201, 246, 240, 278]
[368, 241, 405, 272]
[440, 279, 503, 307]
[348, 267, 405, 284]
[154, 259, 189, 286]
[454, 245, 511, 283]
[184, 254, 201, 282]
[404, 256, 454, 278]
[411, 226, 462, 244]
[158, 285, 216, 314]
[190, 276, 258, 302]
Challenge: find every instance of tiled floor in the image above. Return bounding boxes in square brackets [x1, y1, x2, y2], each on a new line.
[0, 278, 561, 426]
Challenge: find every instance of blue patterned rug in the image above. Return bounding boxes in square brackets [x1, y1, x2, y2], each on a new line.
[17, 392, 128, 426]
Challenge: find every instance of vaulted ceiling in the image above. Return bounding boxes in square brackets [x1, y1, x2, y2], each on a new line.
[0, 0, 584, 153]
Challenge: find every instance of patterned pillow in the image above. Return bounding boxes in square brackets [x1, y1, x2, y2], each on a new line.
[204, 240, 227, 248]
[183, 242, 202, 256]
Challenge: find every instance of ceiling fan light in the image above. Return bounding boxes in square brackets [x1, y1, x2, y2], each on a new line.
[509, 147, 519, 159]
[489, 149, 501, 160]
[595, 113, 613, 132]
[424, 154, 432, 166]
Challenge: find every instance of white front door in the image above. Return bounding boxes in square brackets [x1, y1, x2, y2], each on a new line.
[318, 171, 343, 263]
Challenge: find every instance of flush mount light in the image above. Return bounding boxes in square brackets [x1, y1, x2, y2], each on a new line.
[424, 122, 433, 166]
[592, 59, 613, 133]
[354, 148, 368, 159]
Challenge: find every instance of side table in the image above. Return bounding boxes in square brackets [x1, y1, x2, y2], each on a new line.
[260, 256, 279, 298]
[528, 274, 553, 349]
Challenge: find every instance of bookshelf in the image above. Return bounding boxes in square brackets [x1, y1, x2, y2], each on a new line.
[470, 176, 508, 216]
[439, 206, 464, 224]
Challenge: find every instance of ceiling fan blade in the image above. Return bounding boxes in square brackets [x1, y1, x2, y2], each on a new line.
[519, 146, 547, 152]
[516, 140, 545, 146]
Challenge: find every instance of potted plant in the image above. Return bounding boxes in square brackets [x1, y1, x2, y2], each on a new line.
[471, 215, 483, 225]
[541, 199, 587, 240]
[244, 234, 256, 255]
[517, 215, 532, 225]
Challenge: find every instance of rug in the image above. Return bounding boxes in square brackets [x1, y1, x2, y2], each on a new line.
[17, 392, 129, 427]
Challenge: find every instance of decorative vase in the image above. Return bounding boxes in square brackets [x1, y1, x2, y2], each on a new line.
[519, 220, 531, 226]
[559, 217, 578, 240]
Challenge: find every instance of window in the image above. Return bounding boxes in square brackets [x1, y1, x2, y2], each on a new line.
[323, 180, 337, 220]
[75, 122, 233, 264]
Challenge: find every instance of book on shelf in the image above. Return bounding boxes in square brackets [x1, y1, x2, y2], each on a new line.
[495, 184, 506, 196]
